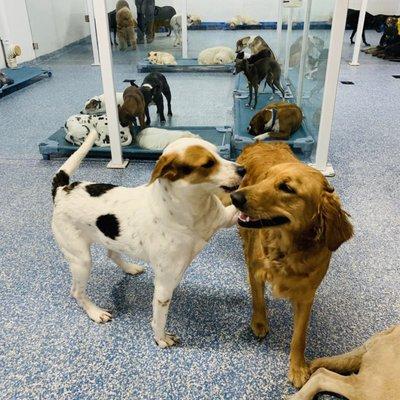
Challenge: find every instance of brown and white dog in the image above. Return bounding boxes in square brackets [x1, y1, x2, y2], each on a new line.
[52, 133, 245, 347]
[118, 85, 146, 129]
[248, 102, 303, 140]
[288, 325, 400, 399]
[230, 142, 353, 388]
[236, 35, 276, 60]
[116, 0, 137, 51]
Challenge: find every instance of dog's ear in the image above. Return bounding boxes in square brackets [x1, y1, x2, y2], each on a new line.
[149, 153, 179, 184]
[241, 36, 250, 45]
[317, 187, 353, 251]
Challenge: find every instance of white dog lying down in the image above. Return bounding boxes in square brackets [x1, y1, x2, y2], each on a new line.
[229, 15, 259, 28]
[148, 51, 177, 65]
[288, 325, 400, 400]
[198, 46, 235, 65]
[64, 114, 132, 147]
[137, 128, 199, 150]
[52, 132, 245, 347]
[81, 93, 124, 115]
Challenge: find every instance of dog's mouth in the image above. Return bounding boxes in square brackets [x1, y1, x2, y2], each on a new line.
[221, 184, 240, 193]
[238, 212, 290, 228]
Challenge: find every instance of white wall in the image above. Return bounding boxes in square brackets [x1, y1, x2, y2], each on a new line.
[349, 0, 400, 15]
[24, 0, 89, 58]
[0, 0, 36, 68]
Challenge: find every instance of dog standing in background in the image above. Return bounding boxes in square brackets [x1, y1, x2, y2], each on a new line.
[116, 0, 137, 51]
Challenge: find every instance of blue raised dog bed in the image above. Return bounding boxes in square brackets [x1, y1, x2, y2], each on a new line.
[232, 92, 315, 160]
[39, 126, 233, 160]
[0, 66, 52, 97]
[137, 58, 234, 73]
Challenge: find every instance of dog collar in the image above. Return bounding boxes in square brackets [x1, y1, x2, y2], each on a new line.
[266, 108, 278, 130]
[142, 83, 153, 90]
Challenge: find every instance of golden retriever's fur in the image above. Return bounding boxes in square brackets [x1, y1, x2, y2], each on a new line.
[289, 325, 400, 399]
[116, 3, 137, 51]
[234, 142, 353, 388]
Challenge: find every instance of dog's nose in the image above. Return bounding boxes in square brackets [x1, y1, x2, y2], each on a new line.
[236, 165, 246, 177]
[230, 191, 247, 209]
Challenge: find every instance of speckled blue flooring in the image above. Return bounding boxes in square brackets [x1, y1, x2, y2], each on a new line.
[0, 30, 399, 399]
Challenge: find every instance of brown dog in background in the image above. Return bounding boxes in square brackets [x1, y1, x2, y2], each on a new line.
[289, 325, 400, 399]
[248, 102, 302, 140]
[230, 142, 353, 388]
[118, 85, 146, 129]
[116, 0, 137, 51]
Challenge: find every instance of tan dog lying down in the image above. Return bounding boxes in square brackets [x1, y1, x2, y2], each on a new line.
[288, 325, 400, 399]
[231, 142, 353, 387]
[248, 102, 302, 140]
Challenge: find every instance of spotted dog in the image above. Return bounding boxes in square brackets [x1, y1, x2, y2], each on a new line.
[52, 131, 245, 347]
[64, 114, 132, 147]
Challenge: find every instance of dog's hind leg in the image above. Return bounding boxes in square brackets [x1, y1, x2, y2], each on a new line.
[362, 30, 370, 47]
[108, 250, 144, 275]
[163, 86, 173, 116]
[286, 368, 359, 400]
[118, 32, 127, 51]
[246, 83, 253, 108]
[350, 29, 356, 44]
[53, 222, 112, 323]
[252, 84, 259, 110]
[275, 80, 286, 98]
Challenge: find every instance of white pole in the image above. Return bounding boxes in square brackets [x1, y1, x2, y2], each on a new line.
[86, 0, 100, 66]
[93, 0, 128, 169]
[314, 0, 349, 172]
[349, 0, 368, 66]
[0, 0, 12, 66]
[296, 0, 313, 106]
[181, 0, 188, 58]
[283, 7, 293, 82]
[276, 0, 283, 59]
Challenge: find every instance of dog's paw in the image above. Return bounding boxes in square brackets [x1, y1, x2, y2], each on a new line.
[167, 112, 173, 117]
[87, 306, 112, 323]
[124, 263, 145, 275]
[251, 316, 269, 338]
[245, 103, 250, 108]
[155, 332, 180, 348]
[288, 364, 310, 388]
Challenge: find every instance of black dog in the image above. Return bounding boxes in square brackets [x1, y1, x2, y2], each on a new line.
[154, 6, 176, 36]
[108, 9, 117, 45]
[235, 52, 285, 109]
[346, 9, 387, 46]
[0, 71, 14, 88]
[124, 73, 172, 125]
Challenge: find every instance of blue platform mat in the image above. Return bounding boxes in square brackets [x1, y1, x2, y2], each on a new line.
[0, 66, 51, 97]
[39, 126, 232, 160]
[137, 58, 234, 73]
[234, 73, 275, 94]
[232, 92, 315, 160]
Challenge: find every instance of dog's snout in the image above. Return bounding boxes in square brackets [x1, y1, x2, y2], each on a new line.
[230, 191, 247, 209]
[236, 165, 246, 177]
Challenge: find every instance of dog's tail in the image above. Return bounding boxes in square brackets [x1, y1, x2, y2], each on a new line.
[52, 129, 98, 200]
[310, 345, 367, 374]
[123, 79, 138, 87]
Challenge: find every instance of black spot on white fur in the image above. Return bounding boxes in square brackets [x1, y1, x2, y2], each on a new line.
[52, 170, 69, 200]
[96, 214, 120, 240]
[86, 183, 117, 197]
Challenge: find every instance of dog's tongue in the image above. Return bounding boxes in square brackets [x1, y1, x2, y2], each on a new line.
[239, 212, 258, 222]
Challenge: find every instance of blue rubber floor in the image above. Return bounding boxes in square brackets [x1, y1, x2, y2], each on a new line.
[0, 30, 399, 399]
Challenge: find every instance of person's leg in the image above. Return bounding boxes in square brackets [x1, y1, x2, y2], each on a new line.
[145, 0, 155, 43]
[135, 0, 145, 43]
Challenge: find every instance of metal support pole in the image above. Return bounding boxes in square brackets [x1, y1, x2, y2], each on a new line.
[283, 7, 293, 82]
[296, 0, 313, 106]
[86, 0, 100, 66]
[314, 0, 349, 173]
[93, 0, 128, 169]
[276, 0, 283, 59]
[349, 0, 368, 66]
[181, 0, 188, 58]
[0, 0, 12, 66]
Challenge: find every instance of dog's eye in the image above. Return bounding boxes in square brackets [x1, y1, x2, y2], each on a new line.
[278, 182, 296, 194]
[180, 165, 193, 175]
[201, 159, 215, 169]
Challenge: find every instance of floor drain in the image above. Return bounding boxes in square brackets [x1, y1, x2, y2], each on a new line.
[341, 81, 355, 85]
[392, 75, 400, 79]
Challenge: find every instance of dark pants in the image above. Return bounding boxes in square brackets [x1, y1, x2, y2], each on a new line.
[135, 0, 155, 40]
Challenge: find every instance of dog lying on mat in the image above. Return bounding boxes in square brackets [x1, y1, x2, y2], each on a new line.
[288, 325, 400, 399]
[81, 93, 124, 115]
[230, 142, 353, 387]
[198, 46, 236, 65]
[64, 114, 132, 147]
[148, 51, 177, 65]
[247, 102, 302, 140]
[52, 133, 245, 347]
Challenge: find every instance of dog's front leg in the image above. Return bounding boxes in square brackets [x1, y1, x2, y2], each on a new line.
[151, 263, 188, 348]
[246, 83, 253, 108]
[289, 299, 314, 388]
[145, 106, 151, 126]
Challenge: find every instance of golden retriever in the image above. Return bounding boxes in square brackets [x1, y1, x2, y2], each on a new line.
[288, 325, 400, 399]
[230, 142, 353, 388]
